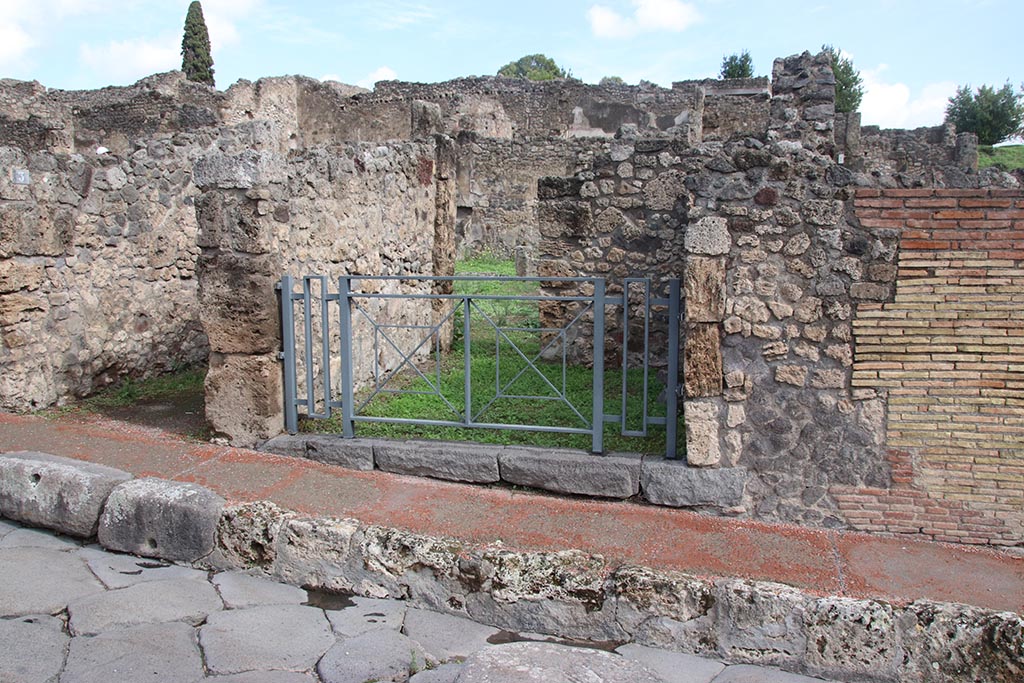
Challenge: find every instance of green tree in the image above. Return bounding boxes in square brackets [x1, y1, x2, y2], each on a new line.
[497, 54, 567, 81]
[181, 1, 214, 86]
[945, 82, 1024, 145]
[599, 76, 625, 86]
[822, 45, 863, 113]
[720, 50, 753, 79]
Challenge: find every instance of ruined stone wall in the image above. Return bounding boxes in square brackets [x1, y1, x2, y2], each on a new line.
[0, 136, 211, 410]
[836, 188, 1024, 545]
[193, 122, 455, 445]
[694, 78, 771, 142]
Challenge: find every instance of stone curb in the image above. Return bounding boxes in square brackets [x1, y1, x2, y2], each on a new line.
[0, 451, 1020, 683]
[260, 435, 747, 506]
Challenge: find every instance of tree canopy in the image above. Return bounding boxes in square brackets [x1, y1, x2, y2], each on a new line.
[822, 45, 863, 114]
[599, 76, 626, 86]
[945, 82, 1024, 145]
[181, 1, 214, 86]
[497, 54, 567, 81]
[720, 51, 753, 79]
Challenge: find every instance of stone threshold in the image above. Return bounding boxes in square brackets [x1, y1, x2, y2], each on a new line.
[259, 435, 747, 510]
[0, 450, 1020, 683]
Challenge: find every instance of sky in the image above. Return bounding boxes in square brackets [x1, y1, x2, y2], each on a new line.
[1, 0, 1021, 130]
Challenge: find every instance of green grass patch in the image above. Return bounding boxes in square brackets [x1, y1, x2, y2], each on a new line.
[978, 144, 1024, 171]
[302, 257, 681, 455]
[80, 366, 206, 410]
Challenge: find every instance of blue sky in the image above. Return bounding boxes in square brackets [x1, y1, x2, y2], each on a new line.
[1, 0, 1021, 129]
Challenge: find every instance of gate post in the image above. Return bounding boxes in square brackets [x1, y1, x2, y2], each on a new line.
[592, 278, 605, 454]
[338, 275, 355, 438]
[280, 275, 299, 434]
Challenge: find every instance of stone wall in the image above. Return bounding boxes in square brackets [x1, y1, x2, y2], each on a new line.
[0, 136, 210, 410]
[836, 188, 1024, 545]
[193, 122, 455, 445]
[696, 77, 772, 142]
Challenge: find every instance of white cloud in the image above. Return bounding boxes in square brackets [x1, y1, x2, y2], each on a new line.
[79, 35, 180, 85]
[202, 0, 261, 50]
[0, 20, 35, 65]
[362, 1, 437, 30]
[357, 66, 398, 89]
[588, 0, 700, 39]
[860, 64, 956, 129]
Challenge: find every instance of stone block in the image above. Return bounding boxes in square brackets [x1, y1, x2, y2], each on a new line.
[201, 605, 335, 675]
[193, 150, 286, 190]
[685, 216, 731, 255]
[716, 579, 807, 667]
[0, 259, 45, 293]
[205, 353, 284, 448]
[374, 440, 499, 483]
[538, 199, 593, 238]
[457, 642, 663, 682]
[0, 546, 105, 617]
[197, 252, 281, 355]
[498, 448, 640, 498]
[685, 257, 726, 322]
[259, 434, 308, 458]
[67, 578, 223, 636]
[685, 323, 723, 398]
[641, 459, 745, 507]
[403, 607, 502, 661]
[63, 622, 205, 683]
[685, 399, 722, 467]
[317, 630, 430, 683]
[0, 615, 68, 683]
[305, 435, 376, 471]
[802, 596, 898, 680]
[98, 478, 225, 563]
[615, 644, 725, 682]
[0, 451, 131, 538]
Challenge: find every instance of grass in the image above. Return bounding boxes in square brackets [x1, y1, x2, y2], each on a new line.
[978, 144, 1024, 171]
[81, 366, 206, 409]
[303, 254, 681, 455]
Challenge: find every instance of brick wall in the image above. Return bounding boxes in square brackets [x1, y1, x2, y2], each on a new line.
[838, 188, 1024, 546]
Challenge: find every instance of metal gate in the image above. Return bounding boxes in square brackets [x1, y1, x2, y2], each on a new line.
[277, 274, 682, 458]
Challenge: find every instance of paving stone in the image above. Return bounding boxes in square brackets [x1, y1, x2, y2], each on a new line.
[213, 570, 308, 608]
[374, 440, 499, 483]
[304, 435, 375, 471]
[498, 448, 641, 498]
[76, 544, 210, 589]
[0, 546, 105, 617]
[455, 641, 666, 682]
[617, 644, 726, 683]
[0, 451, 131, 537]
[258, 434, 309, 458]
[98, 477, 225, 562]
[200, 604, 334, 675]
[409, 662, 464, 683]
[0, 615, 69, 683]
[0, 518, 18, 538]
[317, 629, 431, 683]
[205, 673, 319, 683]
[62, 621, 204, 683]
[640, 460, 746, 508]
[68, 578, 223, 635]
[0, 526, 81, 549]
[403, 607, 502, 661]
[325, 595, 407, 637]
[710, 664, 838, 682]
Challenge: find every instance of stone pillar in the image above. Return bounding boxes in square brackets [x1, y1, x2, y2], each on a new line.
[432, 134, 457, 351]
[193, 145, 287, 446]
[683, 216, 729, 467]
[769, 51, 836, 155]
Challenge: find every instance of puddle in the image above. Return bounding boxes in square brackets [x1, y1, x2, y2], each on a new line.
[302, 587, 356, 611]
[486, 630, 625, 653]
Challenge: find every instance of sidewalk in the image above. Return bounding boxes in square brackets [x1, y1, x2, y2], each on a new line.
[1, 411, 1021, 615]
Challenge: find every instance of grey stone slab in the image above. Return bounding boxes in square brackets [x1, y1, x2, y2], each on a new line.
[409, 663, 464, 683]
[305, 435, 375, 471]
[205, 673, 318, 683]
[98, 477, 225, 562]
[617, 644, 726, 683]
[0, 526, 81, 549]
[404, 607, 502, 662]
[76, 544, 210, 589]
[0, 546, 105, 617]
[325, 595, 407, 637]
[710, 664, 838, 683]
[374, 440, 499, 483]
[213, 570, 307, 608]
[498, 448, 640, 498]
[0, 518, 18, 538]
[641, 460, 746, 508]
[0, 615, 69, 683]
[317, 630, 431, 683]
[455, 642, 667, 682]
[200, 604, 334, 675]
[0, 451, 131, 537]
[258, 434, 309, 458]
[62, 621, 204, 683]
[68, 577, 223, 635]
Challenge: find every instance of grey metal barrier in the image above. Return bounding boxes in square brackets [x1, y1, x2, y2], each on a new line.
[277, 275, 682, 458]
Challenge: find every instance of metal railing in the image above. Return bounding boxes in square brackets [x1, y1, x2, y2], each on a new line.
[277, 274, 682, 457]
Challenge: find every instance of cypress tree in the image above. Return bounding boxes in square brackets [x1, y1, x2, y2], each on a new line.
[181, 1, 214, 86]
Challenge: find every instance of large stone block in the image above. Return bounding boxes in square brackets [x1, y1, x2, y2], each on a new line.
[374, 440, 499, 483]
[685, 324, 723, 398]
[685, 399, 722, 467]
[0, 451, 131, 537]
[98, 478, 225, 562]
[641, 459, 745, 507]
[305, 435, 375, 471]
[685, 257, 726, 323]
[685, 216, 730, 255]
[802, 596, 898, 680]
[197, 251, 281, 355]
[499, 448, 640, 498]
[192, 150, 286, 190]
[205, 352, 284, 447]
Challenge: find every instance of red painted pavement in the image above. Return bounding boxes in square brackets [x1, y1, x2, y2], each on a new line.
[2, 411, 1021, 614]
